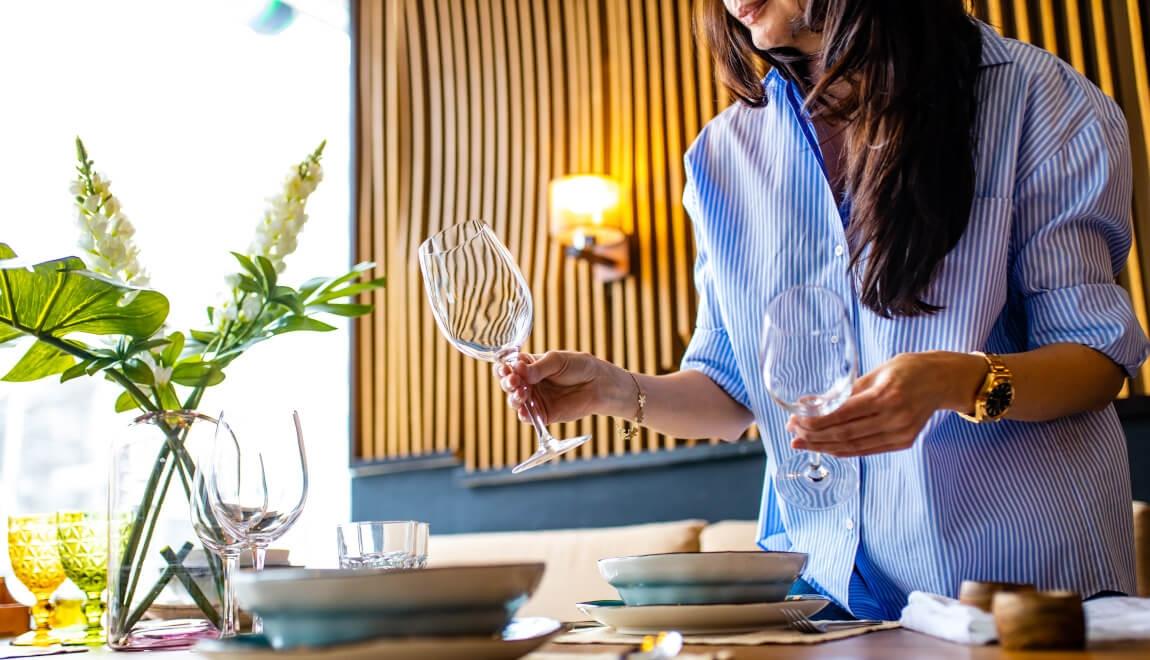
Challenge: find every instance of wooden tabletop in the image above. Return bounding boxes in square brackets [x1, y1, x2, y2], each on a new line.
[541, 629, 1150, 658]
[5, 629, 1149, 658]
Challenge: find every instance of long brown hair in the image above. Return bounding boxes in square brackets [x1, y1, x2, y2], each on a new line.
[695, 0, 983, 317]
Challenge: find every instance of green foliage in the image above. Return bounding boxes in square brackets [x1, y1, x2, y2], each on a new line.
[0, 243, 169, 383]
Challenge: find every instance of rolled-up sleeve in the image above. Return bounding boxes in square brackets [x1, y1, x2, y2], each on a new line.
[1011, 113, 1150, 376]
[679, 176, 752, 408]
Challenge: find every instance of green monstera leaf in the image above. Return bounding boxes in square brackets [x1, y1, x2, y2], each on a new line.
[0, 243, 169, 382]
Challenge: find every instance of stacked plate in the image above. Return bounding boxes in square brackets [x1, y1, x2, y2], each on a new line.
[579, 551, 827, 634]
[195, 563, 560, 659]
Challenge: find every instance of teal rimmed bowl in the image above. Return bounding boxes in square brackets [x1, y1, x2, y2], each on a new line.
[598, 551, 806, 606]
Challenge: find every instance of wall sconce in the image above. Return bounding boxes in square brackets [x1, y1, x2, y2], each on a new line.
[549, 174, 629, 282]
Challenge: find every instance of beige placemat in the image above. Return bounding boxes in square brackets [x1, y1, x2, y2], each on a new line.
[556, 622, 900, 646]
[529, 654, 722, 660]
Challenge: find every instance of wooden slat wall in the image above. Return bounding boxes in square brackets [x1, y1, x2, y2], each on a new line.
[353, 0, 730, 469]
[354, 0, 1150, 469]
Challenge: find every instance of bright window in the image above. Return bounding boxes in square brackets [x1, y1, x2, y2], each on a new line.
[0, 0, 353, 601]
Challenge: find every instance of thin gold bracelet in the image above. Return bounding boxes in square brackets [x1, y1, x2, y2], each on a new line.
[619, 372, 646, 443]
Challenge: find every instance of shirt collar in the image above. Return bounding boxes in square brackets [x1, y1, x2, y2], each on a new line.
[978, 21, 1013, 68]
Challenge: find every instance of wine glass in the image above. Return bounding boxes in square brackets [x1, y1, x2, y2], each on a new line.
[190, 413, 265, 638]
[418, 220, 591, 473]
[213, 409, 308, 635]
[54, 511, 109, 646]
[7, 514, 67, 646]
[762, 285, 860, 510]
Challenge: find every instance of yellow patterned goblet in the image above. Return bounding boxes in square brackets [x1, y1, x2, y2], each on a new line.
[7, 514, 67, 646]
[55, 512, 108, 645]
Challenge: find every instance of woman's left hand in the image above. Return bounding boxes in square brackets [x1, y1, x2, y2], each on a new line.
[787, 351, 985, 458]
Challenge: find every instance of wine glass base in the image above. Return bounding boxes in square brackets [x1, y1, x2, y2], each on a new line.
[10, 630, 62, 647]
[776, 454, 858, 510]
[62, 634, 106, 646]
[511, 435, 592, 473]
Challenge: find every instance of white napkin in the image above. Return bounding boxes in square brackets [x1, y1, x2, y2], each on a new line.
[901, 592, 1150, 645]
[898, 591, 997, 645]
[1083, 596, 1150, 642]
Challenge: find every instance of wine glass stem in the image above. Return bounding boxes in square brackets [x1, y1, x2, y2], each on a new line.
[805, 452, 829, 482]
[250, 543, 268, 634]
[500, 354, 554, 446]
[31, 594, 54, 644]
[219, 552, 240, 639]
[83, 591, 105, 643]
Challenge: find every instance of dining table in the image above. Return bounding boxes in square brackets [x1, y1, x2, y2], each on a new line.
[4, 630, 1150, 659]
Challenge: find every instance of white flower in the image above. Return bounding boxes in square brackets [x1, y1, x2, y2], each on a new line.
[240, 295, 261, 322]
[138, 352, 173, 389]
[242, 143, 325, 275]
[72, 153, 149, 288]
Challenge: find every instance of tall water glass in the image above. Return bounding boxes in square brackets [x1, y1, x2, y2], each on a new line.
[419, 220, 590, 473]
[762, 285, 860, 509]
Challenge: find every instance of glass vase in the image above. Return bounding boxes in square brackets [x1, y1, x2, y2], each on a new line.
[106, 411, 225, 650]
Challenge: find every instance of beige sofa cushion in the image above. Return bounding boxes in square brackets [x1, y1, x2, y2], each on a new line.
[700, 520, 760, 553]
[1136, 501, 1149, 597]
[429, 519, 705, 621]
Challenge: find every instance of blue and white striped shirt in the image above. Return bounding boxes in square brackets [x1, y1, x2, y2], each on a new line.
[680, 22, 1150, 618]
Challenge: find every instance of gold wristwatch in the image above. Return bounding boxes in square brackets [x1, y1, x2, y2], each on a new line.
[957, 352, 1014, 423]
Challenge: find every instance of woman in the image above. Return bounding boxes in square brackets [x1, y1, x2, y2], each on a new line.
[498, 0, 1149, 618]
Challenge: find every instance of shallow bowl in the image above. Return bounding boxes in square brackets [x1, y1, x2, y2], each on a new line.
[598, 551, 806, 606]
[235, 563, 545, 648]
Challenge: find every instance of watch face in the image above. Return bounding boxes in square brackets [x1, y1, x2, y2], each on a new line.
[985, 381, 1014, 418]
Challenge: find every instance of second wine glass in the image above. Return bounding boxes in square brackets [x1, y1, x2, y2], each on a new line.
[762, 285, 860, 510]
[419, 220, 591, 473]
[192, 413, 266, 639]
[212, 409, 308, 635]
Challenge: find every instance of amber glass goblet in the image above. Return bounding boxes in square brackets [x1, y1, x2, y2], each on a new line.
[7, 514, 67, 646]
[55, 512, 108, 645]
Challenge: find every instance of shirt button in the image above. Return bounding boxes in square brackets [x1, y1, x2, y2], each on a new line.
[844, 518, 855, 530]
[834, 245, 845, 257]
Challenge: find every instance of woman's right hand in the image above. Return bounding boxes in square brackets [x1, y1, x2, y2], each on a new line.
[495, 351, 631, 425]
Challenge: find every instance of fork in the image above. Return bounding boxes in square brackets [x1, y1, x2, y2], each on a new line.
[781, 608, 883, 634]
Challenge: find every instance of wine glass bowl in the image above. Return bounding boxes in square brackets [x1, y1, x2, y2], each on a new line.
[54, 511, 109, 645]
[419, 220, 591, 473]
[7, 514, 67, 646]
[762, 285, 859, 510]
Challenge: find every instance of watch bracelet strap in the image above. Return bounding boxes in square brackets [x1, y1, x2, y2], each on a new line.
[958, 351, 1010, 423]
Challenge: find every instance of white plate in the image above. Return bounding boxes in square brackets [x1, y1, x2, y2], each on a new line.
[193, 617, 563, 660]
[598, 551, 807, 585]
[576, 598, 828, 635]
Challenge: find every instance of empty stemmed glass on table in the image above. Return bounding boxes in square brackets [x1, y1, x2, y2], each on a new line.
[419, 220, 591, 473]
[190, 412, 266, 639]
[210, 409, 308, 635]
[762, 285, 860, 510]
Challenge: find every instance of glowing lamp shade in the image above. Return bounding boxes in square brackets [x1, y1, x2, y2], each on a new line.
[549, 175, 624, 246]
[548, 175, 629, 281]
